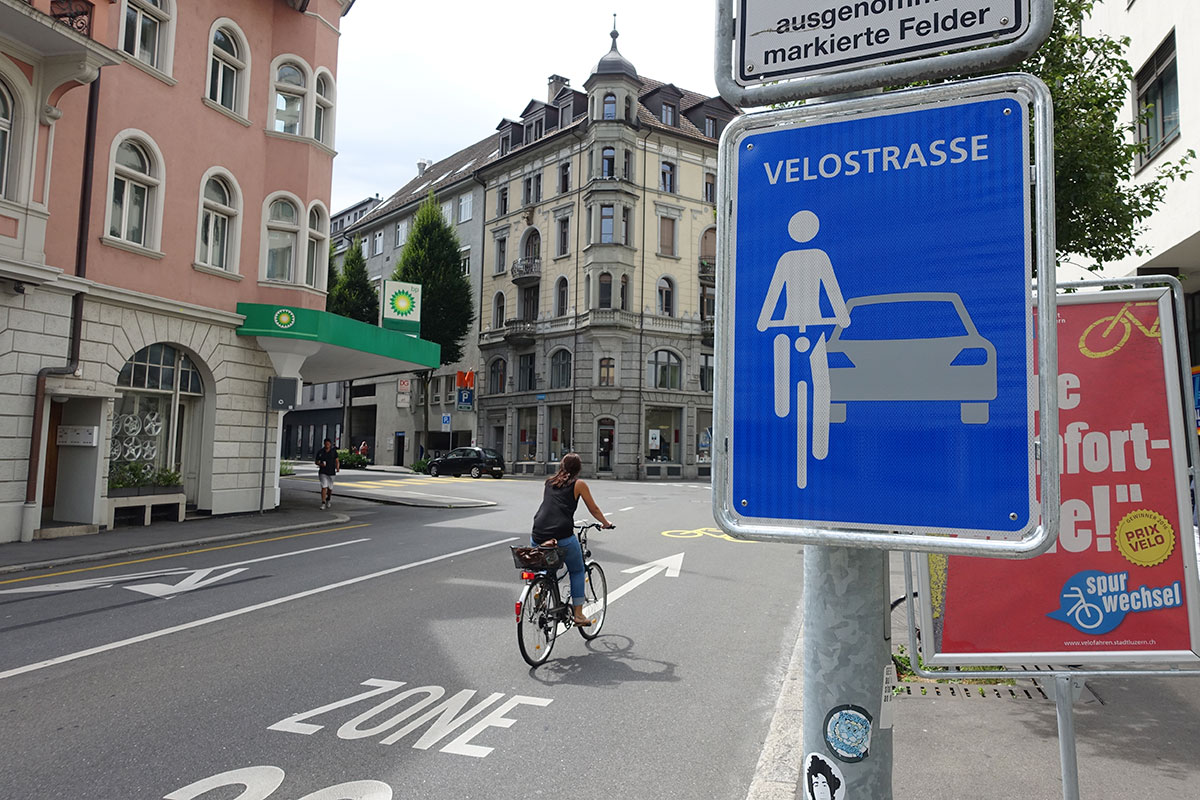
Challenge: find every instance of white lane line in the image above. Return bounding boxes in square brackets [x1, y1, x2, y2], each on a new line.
[618, 506, 635, 512]
[0, 538, 518, 682]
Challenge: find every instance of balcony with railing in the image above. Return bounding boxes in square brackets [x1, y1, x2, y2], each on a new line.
[510, 257, 541, 285]
[503, 319, 537, 345]
[15, 0, 94, 37]
[699, 258, 716, 284]
[701, 318, 715, 346]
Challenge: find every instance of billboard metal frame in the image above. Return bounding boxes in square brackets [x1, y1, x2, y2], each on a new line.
[713, 73, 1059, 556]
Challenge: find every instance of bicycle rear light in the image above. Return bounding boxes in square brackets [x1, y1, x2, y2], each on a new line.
[521, 571, 538, 581]
[514, 601, 521, 619]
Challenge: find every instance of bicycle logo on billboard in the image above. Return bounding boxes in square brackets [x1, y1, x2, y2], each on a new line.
[1048, 569, 1184, 635]
[1078, 302, 1160, 358]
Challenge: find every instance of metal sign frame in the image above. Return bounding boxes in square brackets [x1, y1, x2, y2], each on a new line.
[713, 73, 1059, 556]
[714, 0, 1055, 107]
[912, 277, 1200, 669]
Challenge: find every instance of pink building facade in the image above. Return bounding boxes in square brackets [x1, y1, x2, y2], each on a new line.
[0, 0, 434, 541]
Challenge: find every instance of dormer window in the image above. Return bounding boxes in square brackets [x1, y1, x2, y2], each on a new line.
[500, 134, 511, 156]
[661, 103, 676, 126]
[525, 119, 544, 141]
[603, 93, 617, 120]
[705, 116, 716, 137]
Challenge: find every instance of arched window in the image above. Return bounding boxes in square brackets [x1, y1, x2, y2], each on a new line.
[555, 276, 569, 317]
[122, 0, 172, 72]
[523, 230, 540, 261]
[314, 74, 333, 145]
[598, 272, 612, 309]
[113, 343, 204, 477]
[492, 292, 506, 328]
[0, 81, 12, 198]
[197, 175, 236, 270]
[602, 93, 617, 120]
[209, 27, 244, 113]
[109, 139, 159, 247]
[550, 349, 572, 389]
[647, 350, 682, 389]
[657, 277, 675, 317]
[306, 206, 327, 288]
[273, 62, 305, 135]
[266, 198, 299, 281]
[601, 147, 615, 178]
[489, 358, 507, 395]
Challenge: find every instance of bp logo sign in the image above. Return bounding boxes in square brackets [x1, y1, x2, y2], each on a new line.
[389, 288, 416, 318]
[273, 308, 296, 329]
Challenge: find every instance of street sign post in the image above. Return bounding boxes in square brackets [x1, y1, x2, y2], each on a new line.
[713, 75, 1059, 555]
[715, 0, 1054, 106]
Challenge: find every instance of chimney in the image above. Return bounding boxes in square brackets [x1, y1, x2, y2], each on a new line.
[548, 74, 569, 103]
[416, 159, 432, 177]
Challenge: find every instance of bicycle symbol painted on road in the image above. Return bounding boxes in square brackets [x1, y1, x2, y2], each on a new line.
[660, 527, 754, 543]
[1078, 302, 1160, 358]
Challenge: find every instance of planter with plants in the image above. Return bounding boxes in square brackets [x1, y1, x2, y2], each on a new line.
[107, 462, 149, 497]
[150, 468, 183, 494]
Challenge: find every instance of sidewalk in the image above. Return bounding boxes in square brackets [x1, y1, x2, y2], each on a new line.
[0, 486, 348, 575]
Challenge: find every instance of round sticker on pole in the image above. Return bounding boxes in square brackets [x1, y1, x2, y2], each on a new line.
[823, 704, 873, 762]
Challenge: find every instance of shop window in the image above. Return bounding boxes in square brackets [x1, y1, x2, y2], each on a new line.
[645, 407, 681, 463]
[549, 405, 573, 460]
[517, 407, 538, 461]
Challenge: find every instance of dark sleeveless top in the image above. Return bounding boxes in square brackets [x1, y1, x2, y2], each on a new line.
[531, 479, 579, 544]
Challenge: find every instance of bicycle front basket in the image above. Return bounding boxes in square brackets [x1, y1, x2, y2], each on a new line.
[511, 546, 562, 570]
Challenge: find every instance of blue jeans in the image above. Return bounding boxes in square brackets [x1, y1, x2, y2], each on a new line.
[532, 533, 586, 603]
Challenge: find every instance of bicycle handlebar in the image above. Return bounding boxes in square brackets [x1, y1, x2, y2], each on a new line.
[574, 521, 615, 531]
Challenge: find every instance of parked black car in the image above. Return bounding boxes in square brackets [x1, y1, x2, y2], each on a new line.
[427, 447, 504, 478]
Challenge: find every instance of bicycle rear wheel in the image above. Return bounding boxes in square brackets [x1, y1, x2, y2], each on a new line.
[517, 578, 557, 666]
[579, 563, 607, 640]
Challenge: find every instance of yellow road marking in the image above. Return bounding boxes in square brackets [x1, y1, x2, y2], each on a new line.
[660, 527, 754, 543]
[0, 523, 370, 585]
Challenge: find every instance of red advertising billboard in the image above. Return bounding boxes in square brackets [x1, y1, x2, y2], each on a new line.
[922, 288, 1200, 665]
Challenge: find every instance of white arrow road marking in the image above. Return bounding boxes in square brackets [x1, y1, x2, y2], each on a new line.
[564, 553, 685, 631]
[124, 567, 250, 598]
[0, 568, 192, 594]
[0, 539, 369, 596]
[0, 538, 518, 682]
[606, 553, 685, 605]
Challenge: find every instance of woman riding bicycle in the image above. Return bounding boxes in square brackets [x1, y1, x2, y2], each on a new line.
[531, 453, 614, 628]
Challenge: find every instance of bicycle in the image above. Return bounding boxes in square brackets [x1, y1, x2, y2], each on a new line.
[511, 521, 610, 667]
[1062, 585, 1104, 630]
[1078, 301, 1161, 358]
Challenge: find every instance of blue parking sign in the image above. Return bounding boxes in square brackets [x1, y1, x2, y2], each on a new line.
[720, 92, 1037, 539]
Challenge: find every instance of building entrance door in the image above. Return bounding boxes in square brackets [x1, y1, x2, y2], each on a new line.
[394, 432, 405, 466]
[597, 420, 615, 472]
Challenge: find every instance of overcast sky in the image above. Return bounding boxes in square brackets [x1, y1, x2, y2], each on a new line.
[330, 1, 721, 212]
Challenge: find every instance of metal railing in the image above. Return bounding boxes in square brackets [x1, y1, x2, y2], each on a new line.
[699, 259, 716, 282]
[510, 257, 541, 281]
[50, 0, 94, 36]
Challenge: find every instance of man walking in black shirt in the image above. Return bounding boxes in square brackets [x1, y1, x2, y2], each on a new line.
[315, 439, 339, 510]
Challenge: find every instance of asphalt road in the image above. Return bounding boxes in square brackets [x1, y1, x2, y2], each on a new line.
[0, 475, 805, 799]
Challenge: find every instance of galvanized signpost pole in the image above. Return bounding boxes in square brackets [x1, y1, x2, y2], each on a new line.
[801, 546, 891, 797]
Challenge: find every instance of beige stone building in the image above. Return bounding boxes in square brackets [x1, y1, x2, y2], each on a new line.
[474, 31, 736, 479]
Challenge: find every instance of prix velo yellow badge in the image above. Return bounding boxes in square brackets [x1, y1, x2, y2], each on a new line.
[1115, 509, 1175, 567]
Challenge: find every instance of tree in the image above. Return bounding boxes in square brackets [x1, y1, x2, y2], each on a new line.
[325, 239, 339, 312]
[1019, 0, 1193, 267]
[393, 192, 475, 453]
[327, 236, 378, 324]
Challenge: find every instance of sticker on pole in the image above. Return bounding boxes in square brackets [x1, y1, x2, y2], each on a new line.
[715, 83, 1043, 548]
[802, 753, 847, 800]
[823, 704, 872, 762]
